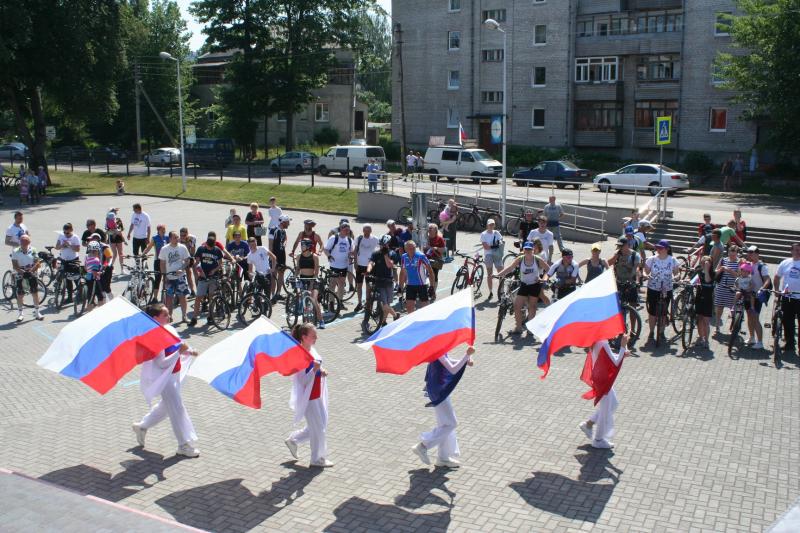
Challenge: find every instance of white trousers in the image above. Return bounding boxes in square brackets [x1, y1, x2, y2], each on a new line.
[139, 373, 197, 446]
[589, 388, 618, 442]
[288, 399, 328, 463]
[420, 396, 460, 461]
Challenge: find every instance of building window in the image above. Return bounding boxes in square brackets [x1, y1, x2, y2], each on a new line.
[277, 111, 288, 122]
[715, 12, 732, 36]
[577, 20, 593, 37]
[709, 108, 727, 131]
[481, 49, 504, 62]
[481, 91, 504, 104]
[610, 17, 627, 35]
[314, 103, 329, 122]
[636, 55, 680, 81]
[532, 108, 545, 129]
[575, 57, 619, 83]
[534, 24, 547, 45]
[711, 63, 726, 86]
[449, 0, 461, 12]
[575, 102, 623, 131]
[634, 100, 678, 128]
[532, 66, 546, 87]
[447, 107, 460, 128]
[448, 31, 461, 50]
[533, 0, 545, 3]
[482, 9, 506, 22]
[448, 70, 460, 89]
[596, 22, 609, 36]
[632, 11, 682, 34]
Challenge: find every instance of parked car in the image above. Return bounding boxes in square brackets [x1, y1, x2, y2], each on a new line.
[0, 143, 29, 160]
[184, 138, 234, 167]
[593, 163, 690, 195]
[512, 160, 591, 188]
[422, 146, 502, 183]
[144, 147, 181, 166]
[52, 145, 89, 161]
[270, 151, 318, 172]
[318, 145, 386, 177]
[349, 138, 367, 146]
[94, 146, 128, 163]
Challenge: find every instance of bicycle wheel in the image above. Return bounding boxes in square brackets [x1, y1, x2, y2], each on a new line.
[622, 303, 642, 348]
[676, 256, 689, 279]
[52, 277, 66, 309]
[451, 268, 467, 294]
[2, 271, 15, 301]
[238, 293, 266, 324]
[319, 289, 342, 322]
[341, 278, 357, 302]
[505, 217, 521, 236]
[281, 267, 295, 294]
[363, 295, 385, 335]
[727, 310, 743, 358]
[76, 282, 92, 316]
[39, 262, 55, 287]
[301, 294, 317, 324]
[502, 252, 518, 267]
[495, 301, 508, 342]
[681, 310, 696, 351]
[285, 294, 301, 328]
[471, 264, 485, 297]
[772, 309, 783, 365]
[31, 278, 48, 306]
[396, 206, 412, 222]
[671, 289, 689, 335]
[208, 293, 231, 330]
[464, 213, 481, 232]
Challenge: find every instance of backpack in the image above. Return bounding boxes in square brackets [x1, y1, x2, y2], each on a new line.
[327, 234, 352, 253]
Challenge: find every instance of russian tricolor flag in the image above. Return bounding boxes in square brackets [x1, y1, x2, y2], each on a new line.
[37, 297, 181, 394]
[358, 289, 475, 375]
[527, 270, 624, 379]
[188, 318, 313, 409]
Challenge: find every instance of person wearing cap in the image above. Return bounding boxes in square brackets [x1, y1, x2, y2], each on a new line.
[225, 214, 247, 246]
[480, 219, 504, 300]
[643, 239, 680, 344]
[190, 231, 233, 326]
[353, 223, 379, 312]
[526, 216, 554, 263]
[328, 218, 352, 239]
[545, 248, 580, 300]
[542, 195, 566, 253]
[127, 203, 152, 257]
[324, 221, 355, 303]
[329, 220, 357, 295]
[745, 245, 771, 349]
[634, 220, 655, 261]
[143, 224, 169, 300]
[496, 240, 550, 334]
[267, 197, 283, 233]
[773, 242, 800, 360]
[269, 214, 292, 300]
[291, 219, 323, 257]
[608, 237, 641, 306]
[579, 243, 609, 283]
[11, 234, 44, 321]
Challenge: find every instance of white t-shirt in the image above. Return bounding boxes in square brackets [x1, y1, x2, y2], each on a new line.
[645, 255, 678, 291]
[268, 206, 282, 228]
[6, 223, 28, 246]
[247, 246, 272, 275]
[750, 261, 769, 290]
[527, 229, 554, 260]
[11, 246, 37, 269]
[355, 235, 379, 267]
[481, 230, 503, 254]
[776, 258, 800, 297]
[159, 243, 190, 277]
[406, 154, 417, 167]
[56, 233, 81, 261]
[130, 211, 151, 239]
[325, 234, 353, 269]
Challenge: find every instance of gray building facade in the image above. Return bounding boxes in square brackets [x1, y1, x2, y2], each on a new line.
[392, 0, 756, 161]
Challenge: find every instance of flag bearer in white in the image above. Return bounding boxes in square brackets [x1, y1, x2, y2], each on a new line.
[133, 303, 200, 457]
[578, 335, 629, 450]
[285, 323, 333, 468]
[411, 346, 475, 468]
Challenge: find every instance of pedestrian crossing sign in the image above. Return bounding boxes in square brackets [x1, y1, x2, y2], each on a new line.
[655, 116, 672, 145]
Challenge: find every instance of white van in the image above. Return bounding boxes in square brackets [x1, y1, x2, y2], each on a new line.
[423, 146, 503, 183]
[318, 145, 386, 177]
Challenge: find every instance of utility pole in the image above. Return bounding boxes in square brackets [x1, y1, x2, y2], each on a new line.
[134, 64, 142, 160]
[395, 23, 407, 176]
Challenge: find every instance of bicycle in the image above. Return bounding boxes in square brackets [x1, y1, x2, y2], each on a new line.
[451, 251, 485, 297]
[725, 286, 747, 359]
[2, 269, 48, 309]
[36, 246, 58, 287]
[362, 275, 387, 335]
[504, 207, 529, 237]
[494, 276, 521, 342]
[121, 254, 155, 309]
[671, 281, 694, 336]
[653, 288, 673, 348]
[767, 290, 800, 367]
[238, 272, 273, 324]
[49, 260, 82, 310]
[679, 285, 698, 351]
[316, 267, 344, 322]
[206, 274, 232, 330]
[284, 275, 318, 328]
[73, 272, 104, 316]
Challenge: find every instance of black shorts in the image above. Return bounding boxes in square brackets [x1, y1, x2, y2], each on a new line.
[518, 282, 541, 298]
[695, 286, 713, 318]
[356, 265, 368, 283]
[109, 233, 124, 244]
[15, 273, 38, 295]
[617, 282, 639, 305]
[556, 285, 576, 300]
[274, 250, 286, 267]
[406, 285, 429, 302]
[646, 288, 673, 316]
[331, 267, 348, 277]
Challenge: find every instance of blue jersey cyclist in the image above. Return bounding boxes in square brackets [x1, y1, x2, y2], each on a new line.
[399, 240, 436, 314]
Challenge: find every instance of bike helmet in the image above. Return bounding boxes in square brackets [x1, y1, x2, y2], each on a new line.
[87, 242, 101, 253]
[380, 234, 392, 246]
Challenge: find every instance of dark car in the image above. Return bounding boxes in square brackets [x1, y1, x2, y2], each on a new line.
[93, 146, 128, 163]
[51, 145, 90, 161]
[184, 138, 235, 167]
[512, 160, 591, 189]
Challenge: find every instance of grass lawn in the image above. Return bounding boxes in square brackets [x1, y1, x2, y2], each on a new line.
[46, 171, 358, 214]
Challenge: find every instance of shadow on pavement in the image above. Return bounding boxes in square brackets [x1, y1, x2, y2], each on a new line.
[155, 462, 320, 532]
[393, 467, 456, 509]
[324, 496, 451, 533]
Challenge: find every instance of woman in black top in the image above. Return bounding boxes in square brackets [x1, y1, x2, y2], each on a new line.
[695, 255, 715, 348]
[295, 239, 323, 327]
[245, 202, 265, 245]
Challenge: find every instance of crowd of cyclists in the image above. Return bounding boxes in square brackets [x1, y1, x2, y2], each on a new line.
[4, 196, 800, 365]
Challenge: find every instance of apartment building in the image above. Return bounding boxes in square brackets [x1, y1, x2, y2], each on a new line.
[392, 0, 756, 161]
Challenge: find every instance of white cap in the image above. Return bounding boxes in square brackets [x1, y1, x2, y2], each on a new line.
[486, 218, 496, 226]
[387, 219, 395, 225]
[279, 215, 291, 222]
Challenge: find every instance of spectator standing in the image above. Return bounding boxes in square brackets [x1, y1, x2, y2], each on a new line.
[733, 209, 747, 242]
[246, 236, 276, 298]
[245, 202, 266, 245]
[773, 242, 800, 362]
[127, 203, 152, 257]
[443, 200, 459, 257]
[480, 219, 504, 300]
[749, 149, 758, 174]
[54, 223, 81, 300]
[518, 210, 535, 244]
[226, 229, 250, 290]
[714, 245, 741, 333]
[323, 221, 354, 303]
[224, 208, 237, 228]
[269, 215, 291, 300]
[5, 211, 29, 253]
[415, 151, 424, 178]
[745, 245, 770, 349]
[423, 223, 446, 284]
[698, 213, 717, 236]
[159, 231, 191, 322]
[267, 197, 282, 233]
[404, 151, 417, 181]
[18, 175, 29, 205]
[291, 219, 323, 257]
[732, 154, 744, 186]
[579, 243, 609, 283]
[399, 240, 435, 314]
[25, 169, 39, 204]
[105, 207, 126, 271]
[225, 214, 247, 246]
[366, 236, 400, 326]
[546, 249, 580, 300]
[526, 216, 555, 262]
[81, 219, 106, 248]
[143, 224, 169, 300]
[190, 231, 226, 327]
[542, 195, 565, 253]
[707, 229, 725, 267]
[353, 223, 379, 312]
[36, 166, 48, 196]
[721, 157, 733, 191]
[11, 235, 44, 321]
[643, 240, 680, 344]
[178, 227, 198, 296]
[693, 256, 716, 348]
[366, 159, 379, 192]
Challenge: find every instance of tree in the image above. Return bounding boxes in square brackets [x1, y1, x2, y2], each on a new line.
[0, 0, 125, 170]
[356, 8, 392, 112]
[716, 0, 800, 155]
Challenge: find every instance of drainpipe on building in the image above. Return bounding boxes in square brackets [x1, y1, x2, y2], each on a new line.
[676, 0, 687, 166]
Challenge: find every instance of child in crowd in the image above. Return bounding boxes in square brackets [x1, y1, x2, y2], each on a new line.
[734, 262, 755, 312]
[116, 179, 126, 195]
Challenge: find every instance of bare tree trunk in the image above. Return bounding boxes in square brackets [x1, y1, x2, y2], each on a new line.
[285, 112, 295, 151]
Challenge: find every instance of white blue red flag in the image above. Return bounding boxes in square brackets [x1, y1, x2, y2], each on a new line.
[458, 122, 468, 146]
[188, 317, 313, 409]
[527, 270, 624, 379]
[37, 297, 181, 394]
[358, 289, 475, 374]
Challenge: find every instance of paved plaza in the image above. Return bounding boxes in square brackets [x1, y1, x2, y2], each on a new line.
[0, 194, 798, 532]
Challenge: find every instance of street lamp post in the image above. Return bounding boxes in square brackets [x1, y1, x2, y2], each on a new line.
[483, 18, 507, 231]
[159, 51, 187, 193]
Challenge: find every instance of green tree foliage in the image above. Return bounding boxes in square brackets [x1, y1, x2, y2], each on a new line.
[355, 7, 392, 123]
[716, 0, 800, 154]
[0, 0, 125, 169]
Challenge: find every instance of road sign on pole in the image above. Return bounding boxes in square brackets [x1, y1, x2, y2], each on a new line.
[46, 126, 56, 141]
[655, 116, 672, 145]
[185, 125, 196, 145]
[490, 115, 503, 144]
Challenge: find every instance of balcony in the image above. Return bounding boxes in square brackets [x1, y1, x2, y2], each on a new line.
[575, 31, 681, 56]
[635, 80, 680, 99]
[574, 129, 622, 148]
[574, 81, 624, 101]
[624, 0, 682, 10]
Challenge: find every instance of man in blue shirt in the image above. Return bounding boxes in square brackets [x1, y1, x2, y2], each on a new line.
[189, 231, 232, 326]
[226, 229, 250, 290]
[367, 158, 380, 192]
[143, 223, 169, 301]
[399, 240, 436, 314]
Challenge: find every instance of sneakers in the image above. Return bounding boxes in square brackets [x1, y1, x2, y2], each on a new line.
[176, 443, 200, 458]
[591, 439, 615, 449]
[16, 312, 23, 323]
[435, 457, 461, 468]
[132, 423, 147, 447]
[285, 438, 298, 460]
[411, 442, 431, 465]
[746, 337, 755, 346]
[578, 421, 593, 440]
[753, 341, 764, 350]
[354, 303, 363, 313]
[34, 309, 44, 321]
[318, 321, 326, 330]
[310, 458, 334, 468]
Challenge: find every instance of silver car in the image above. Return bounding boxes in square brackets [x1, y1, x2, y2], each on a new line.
[144, 147, 181, 166]
[0, 143, 29, 161]
[270, 151, 318, 172]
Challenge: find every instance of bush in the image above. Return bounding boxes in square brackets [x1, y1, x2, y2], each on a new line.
[574, 151, 622, 173]
[313, 126, 339, 145]
[379, 138, 402, 161]
[681, 151, 715, 175]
